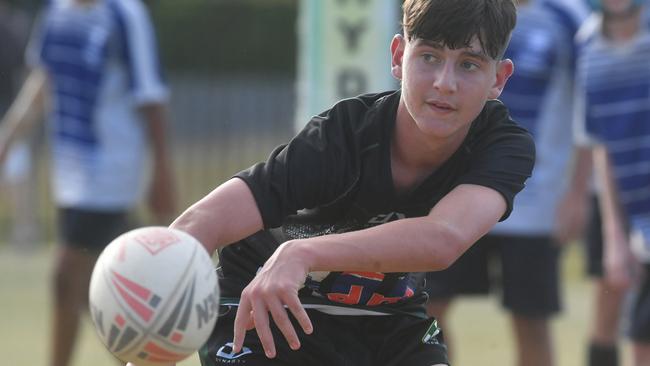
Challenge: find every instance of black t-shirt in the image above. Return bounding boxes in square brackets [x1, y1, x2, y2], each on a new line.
[219, 90, 535, 317]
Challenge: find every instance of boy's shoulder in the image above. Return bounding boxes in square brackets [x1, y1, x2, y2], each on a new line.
[538, 0, 590, 26]
[575, 14, 602, 47]
[310, 90, 400, 136]
[475, 99, 515, 130]
[320, 90, 398, 121]
[468, 100, 533, 147]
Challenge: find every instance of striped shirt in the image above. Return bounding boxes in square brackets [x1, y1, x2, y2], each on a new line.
[493, 0, 586, 235]
[27, 0, 168, 209]
[575, 13, 650, 259]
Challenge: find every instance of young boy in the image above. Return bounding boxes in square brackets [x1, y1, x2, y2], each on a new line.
[129, 0, 533, 365]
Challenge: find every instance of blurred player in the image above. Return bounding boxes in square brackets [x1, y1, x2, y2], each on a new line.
[127, 0, 534, 365]
[424, 1, 586, 365]
[0, 1, 177, 366]
[558, 145, 623, 366]
[571, 0, 650, 364]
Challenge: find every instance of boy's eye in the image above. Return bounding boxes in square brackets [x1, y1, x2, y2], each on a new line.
[422, 53, 438, 64]
[461, 61, 479, 71]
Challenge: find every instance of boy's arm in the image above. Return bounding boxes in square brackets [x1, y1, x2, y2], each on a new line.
[286, 183, 505, 272]
[554, 145, 593, 243]
[170, 177, 265, 254]
[232, 183, 506, 358]
[593, 145, 636, 288]
[0, 68, 46, 165]
[139, 103, 177, 224]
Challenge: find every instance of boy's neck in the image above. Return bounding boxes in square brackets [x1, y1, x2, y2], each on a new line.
[391, 101, 469, 190]
[603, 9, 644, 41]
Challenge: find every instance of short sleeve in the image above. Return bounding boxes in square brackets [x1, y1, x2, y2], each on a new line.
[235, 105, 362, 228]
[111, 0, 168, 105]
[456, 102, 536, 221]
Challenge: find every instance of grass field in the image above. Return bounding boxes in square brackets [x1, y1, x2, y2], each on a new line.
[0, 243, 631, 366]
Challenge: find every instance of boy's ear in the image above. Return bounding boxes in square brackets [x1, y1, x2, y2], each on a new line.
[390, 34, 405, 80]
[488, 59, 514, 99]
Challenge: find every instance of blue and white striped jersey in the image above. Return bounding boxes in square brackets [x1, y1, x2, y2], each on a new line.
[27, 0, 168, 209]
[575, 13, 650, 259]
[493, 0, 587, 235]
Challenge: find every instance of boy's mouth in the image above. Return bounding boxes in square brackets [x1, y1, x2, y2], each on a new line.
[427, 100, 456, 112]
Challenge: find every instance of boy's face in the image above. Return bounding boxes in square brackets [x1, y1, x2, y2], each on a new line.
[390, 34, 513, 140]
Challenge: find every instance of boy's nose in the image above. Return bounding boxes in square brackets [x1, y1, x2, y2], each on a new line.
[433, 63, 458, 94]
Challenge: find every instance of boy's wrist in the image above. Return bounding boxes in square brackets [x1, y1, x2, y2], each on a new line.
[282, 239, 317, 273]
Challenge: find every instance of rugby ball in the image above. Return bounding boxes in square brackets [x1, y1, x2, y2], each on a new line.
[89, 226, 219, 366]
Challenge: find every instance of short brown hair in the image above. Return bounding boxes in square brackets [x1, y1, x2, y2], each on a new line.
[402, 0, 517, 59]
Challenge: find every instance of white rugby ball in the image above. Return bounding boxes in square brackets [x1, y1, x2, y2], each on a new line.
[89, 226, 219, 366]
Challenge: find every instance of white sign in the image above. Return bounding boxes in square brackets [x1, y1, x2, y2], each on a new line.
[295, 0, 400, 131]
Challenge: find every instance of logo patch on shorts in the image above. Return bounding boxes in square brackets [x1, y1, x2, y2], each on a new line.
[422, 319, 441, 345]
[215, 342, 253, 363]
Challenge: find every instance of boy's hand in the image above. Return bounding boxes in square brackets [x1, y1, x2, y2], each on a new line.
[232, 241, 313, 358]
[603, 248, 637, 290]
[603, 234, 639, 290]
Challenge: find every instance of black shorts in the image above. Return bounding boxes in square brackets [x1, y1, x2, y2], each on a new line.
[628, 265, 650, 341]
[425, 234, 561, 317]
[57, 207, 130, 252]
[199, 306, 449, 366]
[585, 196, 604, 277]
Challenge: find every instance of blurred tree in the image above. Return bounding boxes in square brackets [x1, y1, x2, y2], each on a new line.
[151, 0, 297, 76]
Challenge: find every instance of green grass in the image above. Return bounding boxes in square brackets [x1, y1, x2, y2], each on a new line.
[0, 244, 630, 366]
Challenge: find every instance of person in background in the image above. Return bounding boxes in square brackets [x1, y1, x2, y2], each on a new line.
[569, 0, 650, 364]
[0, 1, 177, 365]
[425, 0, 587, 365]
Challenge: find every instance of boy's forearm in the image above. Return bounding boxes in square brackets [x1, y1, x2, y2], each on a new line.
[593, 146, 628, 256]
[288, 217, 467, 273]
[567, 145, 593, 196]
[290, 184, 506, 273]
[138, 103, 172, 168]
[138, 102, 177, 222]
[170, 178, 265, 254]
